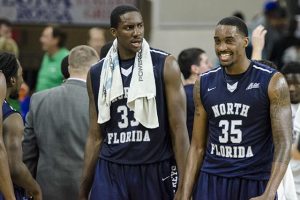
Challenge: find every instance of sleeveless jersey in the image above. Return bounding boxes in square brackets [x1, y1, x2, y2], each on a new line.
[3, 100, 18, 120]
[200, 61, 277, 180]
[184, 84, 194, 140]
[90, 48, 173, 164]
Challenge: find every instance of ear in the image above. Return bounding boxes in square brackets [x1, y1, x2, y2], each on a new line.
[191, 64, 199, 74]
[244, 37, 249, 48]
[9, 76, 16, 87]
[110, 28, 117, 38]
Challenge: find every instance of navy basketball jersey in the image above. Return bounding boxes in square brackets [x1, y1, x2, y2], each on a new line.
[200, 61, 277, 180]
[90, 48, 173, 164]
[184, 84, 194, 140]
[2, 100, 18, 120]
[0, 102, 27, 200]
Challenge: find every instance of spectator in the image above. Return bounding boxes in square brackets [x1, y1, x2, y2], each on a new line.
[23, 45, 99, 200]
[36, 25, 69, 92]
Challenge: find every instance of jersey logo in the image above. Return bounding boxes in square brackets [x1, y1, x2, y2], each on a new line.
[246, 82, 260, 90]
[121, 65, 133, 77]
[161, 176, 170, 181]
[207, 87, 216, 92]
[227, 82, 238, 92]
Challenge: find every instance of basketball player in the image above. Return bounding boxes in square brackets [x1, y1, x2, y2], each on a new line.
[178, 48, 212, 140]
[0, 52, 41, 200]
[79, 5, 189, 200]
[0, 71, 15, 200]
[181, 16, 291, 200]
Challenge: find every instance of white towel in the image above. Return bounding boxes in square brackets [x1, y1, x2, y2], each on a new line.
[98, 39, 159, 129]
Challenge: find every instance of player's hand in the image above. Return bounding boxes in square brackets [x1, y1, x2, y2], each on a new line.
[251, 25, 267, 52]
[28, 184, 42, 200]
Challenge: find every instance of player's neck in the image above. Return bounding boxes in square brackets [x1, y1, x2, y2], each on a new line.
[5, 88, 11, 99]
[185, 75, 198, 85]
[225, 58, 250, 75]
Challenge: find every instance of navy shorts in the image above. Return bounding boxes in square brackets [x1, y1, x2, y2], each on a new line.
[0, 186, 28, 200]
[90, 158, 178, 200]
[194, 172, 276, 200]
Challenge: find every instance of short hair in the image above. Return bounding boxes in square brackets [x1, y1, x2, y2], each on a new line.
[69, 45, 99, 70]
[51, 25, 67, 48]
[100, 41, 113, 59]
[110, 5, 140, 28]
[0, 37, 19, 57]
[0, 52, 19, 84]
[178, 48, 205, 79]
[217, 16, 248, 37]
[61, 55, 70, 79]
[232, 11, 245, 21]
[281, 62, 300, 74]
[0, 18, 11, 27]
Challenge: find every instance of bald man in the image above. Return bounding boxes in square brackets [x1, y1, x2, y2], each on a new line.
[23, 45, 99, 200]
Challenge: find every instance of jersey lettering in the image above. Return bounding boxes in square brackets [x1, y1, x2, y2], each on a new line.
[212, 103, 250, 117]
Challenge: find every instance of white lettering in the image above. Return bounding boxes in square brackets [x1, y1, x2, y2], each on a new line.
[210, 143, 254, 158]
[212, 105, 220, 117]
[227, 103, 234, 114]
[219, 104, 226, 115]
[240, 105, 250, 117]
[211, 103, 250, 117]
[107, 130, 151, 144]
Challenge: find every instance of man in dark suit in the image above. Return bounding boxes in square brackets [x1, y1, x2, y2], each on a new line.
[22, 45, 99, 200]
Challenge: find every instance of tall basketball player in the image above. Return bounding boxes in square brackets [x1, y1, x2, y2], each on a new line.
[79, 4, 189, 200]
[0, 52, 41, 200]
[181, 16, 292, 200]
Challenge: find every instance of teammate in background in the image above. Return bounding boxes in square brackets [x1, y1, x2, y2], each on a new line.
[181, 16, 291, 200]
[281, 62, 300, 200]
[178, 48, 212, 140]
[0, 52, 41, 200]
[79, 5, 189, 200]
[0, 70, 15, 200]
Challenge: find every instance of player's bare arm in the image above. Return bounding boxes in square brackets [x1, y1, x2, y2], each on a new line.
[79, 71, 103, 200]
[181, 76, 208, 200]
[3, 113, 42, 200]
[163, 55, 190, 193]
[251, 72, 292, 200]
[0, 73, 15, 200]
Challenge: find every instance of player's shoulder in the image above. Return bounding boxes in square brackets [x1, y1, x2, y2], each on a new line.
[90, 58, 104, 71]
[200, 66, 222, 78]
[251, 60, 277, 74]
[150, 47, 170, 56]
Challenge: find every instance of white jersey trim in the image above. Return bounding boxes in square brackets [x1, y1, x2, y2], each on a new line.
[201, 67, 222, 77]
[253, 64, 273, 73]
[150, 49, 169, 56]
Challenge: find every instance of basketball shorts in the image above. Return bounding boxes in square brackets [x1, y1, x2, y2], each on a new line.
[90, 158, 178, 200]
[193, 171, 277, 200]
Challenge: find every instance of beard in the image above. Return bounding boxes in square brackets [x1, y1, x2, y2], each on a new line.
[220, 61, 234, 68]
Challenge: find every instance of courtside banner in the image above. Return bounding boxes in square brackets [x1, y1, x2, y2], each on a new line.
[0, 0, 137, 25]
